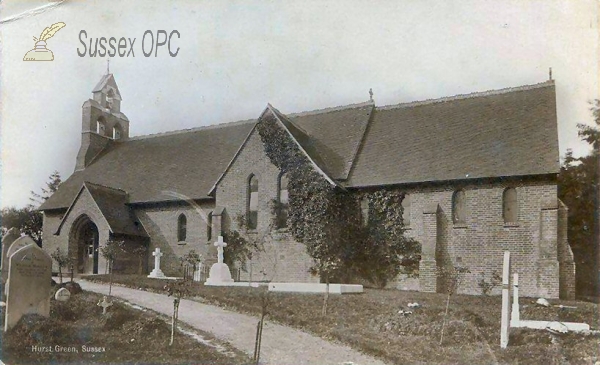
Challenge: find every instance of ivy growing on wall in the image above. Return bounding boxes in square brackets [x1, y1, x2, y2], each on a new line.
[256, 111, 420, 287]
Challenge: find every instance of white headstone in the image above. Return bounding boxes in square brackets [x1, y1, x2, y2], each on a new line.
[4, 243, 52, 331]
[54, 287, 71, 302]
[500, 251, 511, 349]
[147, 247, 165, 278]
[205, 235, 234, 285]
[2, 235, 33, 284]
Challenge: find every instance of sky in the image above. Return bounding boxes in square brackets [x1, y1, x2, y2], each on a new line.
[1, 0, 598, 208]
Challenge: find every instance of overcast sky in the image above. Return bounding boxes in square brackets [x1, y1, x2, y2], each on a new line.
[1, 0, 598, 208]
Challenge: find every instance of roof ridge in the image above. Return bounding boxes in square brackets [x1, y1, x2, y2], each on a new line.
[378, 80, 555, 111]
[84, 181, 128, 194]
[126, 118, 257, 141]
[287, 100, 374, 118]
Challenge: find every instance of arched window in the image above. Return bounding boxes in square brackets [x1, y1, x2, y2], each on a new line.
[402, 193, 411, 226]
[247, 175, 258, 229]
[177, 214, 187, 242]
[207, 212, 213, 241]
[277, 173, 289, 228]
[503, 188, 518, 223]
[96, 118, 106, 135]
[360, 196, 369, 226]
[452, 190, 466, 224]
[113, 124, 122, 140]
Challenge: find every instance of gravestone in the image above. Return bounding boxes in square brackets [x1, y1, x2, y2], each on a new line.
[193, 262, 204, 282]
[1, 231, 26, 283]
[4, 243, 52, 331]
[97, 295, 113, 314]
[4, 237, 39, 294]
[54, 287, 71, 302]
[147, 248, 165, 278]
[205, 236, 234, 285]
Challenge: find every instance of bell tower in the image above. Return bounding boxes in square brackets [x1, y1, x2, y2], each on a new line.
[75, 73, 130, 171]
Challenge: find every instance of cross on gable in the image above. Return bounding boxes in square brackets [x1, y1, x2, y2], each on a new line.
[152, 248, 163, 258]
[214, 235, 227, 248]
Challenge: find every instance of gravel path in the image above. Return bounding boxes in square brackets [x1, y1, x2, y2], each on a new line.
[78, 280, 389, 365]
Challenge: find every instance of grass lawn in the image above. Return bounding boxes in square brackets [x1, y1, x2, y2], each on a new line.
[85, 274, 600, 365]
[1, 289, 251, 365]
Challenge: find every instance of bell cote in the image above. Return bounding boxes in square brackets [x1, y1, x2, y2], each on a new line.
[75, 73, 130, 171]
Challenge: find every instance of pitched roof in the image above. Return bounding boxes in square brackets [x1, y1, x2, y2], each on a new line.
[346, 81, 559, 187]
[288, 101, 374, 180]
[92, 73, 121, 99]
[40, 80, 559, 210]
[40, 120, 255, 210]
[55, 182, 147, 237]
[267, 105, 336, 185]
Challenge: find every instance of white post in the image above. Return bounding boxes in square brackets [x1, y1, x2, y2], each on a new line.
[500, 251, 511, 349]
[511, 273, 520, 327]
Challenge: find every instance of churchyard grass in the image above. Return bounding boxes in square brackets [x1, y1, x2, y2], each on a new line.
[85, 274, 600, 364]
[1, 290, 251, 365]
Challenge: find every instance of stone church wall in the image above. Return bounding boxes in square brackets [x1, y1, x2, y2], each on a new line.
[215, 127, 319, 283]
[42, 189, 112, 274]
[42, 210, 66, 272]
[134, 202, 214, 276]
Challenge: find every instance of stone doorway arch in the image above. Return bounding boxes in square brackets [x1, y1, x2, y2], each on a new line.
[69, 215, 99, 274]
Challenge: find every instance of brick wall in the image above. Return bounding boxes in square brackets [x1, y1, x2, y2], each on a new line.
[215, 127, 318, 283]
[43, 188, 112, 274]
[391, 179, 569, 298]
[557, 199, 576, 299]
[134, 202, 214, 276]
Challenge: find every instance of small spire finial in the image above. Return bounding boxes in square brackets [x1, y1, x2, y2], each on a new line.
[549, 67, 552, 81]
[107, 59, 110, 74]
[369, 88, 373, 101]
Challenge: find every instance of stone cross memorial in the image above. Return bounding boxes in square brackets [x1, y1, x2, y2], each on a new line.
[4, 243, 52, 331]
[205, 235, 234, 285]
[215, 236, 226, 264]
[147, 247, 166, 278]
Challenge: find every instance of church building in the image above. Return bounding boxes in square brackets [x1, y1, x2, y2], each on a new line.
[39, 73, 575, 298]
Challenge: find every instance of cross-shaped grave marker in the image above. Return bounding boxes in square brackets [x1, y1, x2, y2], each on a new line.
[147, 247, 165, 278]
[205, 235, 233, 285]
[214, 236, 227, 264]
[97, 295, 113, 315]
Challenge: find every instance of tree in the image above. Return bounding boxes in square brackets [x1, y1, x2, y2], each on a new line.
[50, 247, 72, 284]
[0, 171, 61, 247]
[164, 278, 192, 346]
[558, 100, 599, 296]
[29, 170, 62, 207]
[1, 206, 42, 245]
[100, 239, 125, 296]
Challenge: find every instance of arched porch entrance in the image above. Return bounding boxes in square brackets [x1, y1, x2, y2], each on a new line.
[69, 215, 99, 274]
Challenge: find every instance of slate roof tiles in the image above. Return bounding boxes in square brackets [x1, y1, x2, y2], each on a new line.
[40, 80, 559, 211]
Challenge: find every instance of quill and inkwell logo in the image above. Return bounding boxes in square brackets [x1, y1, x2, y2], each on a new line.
[23, 22, 66, 61]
